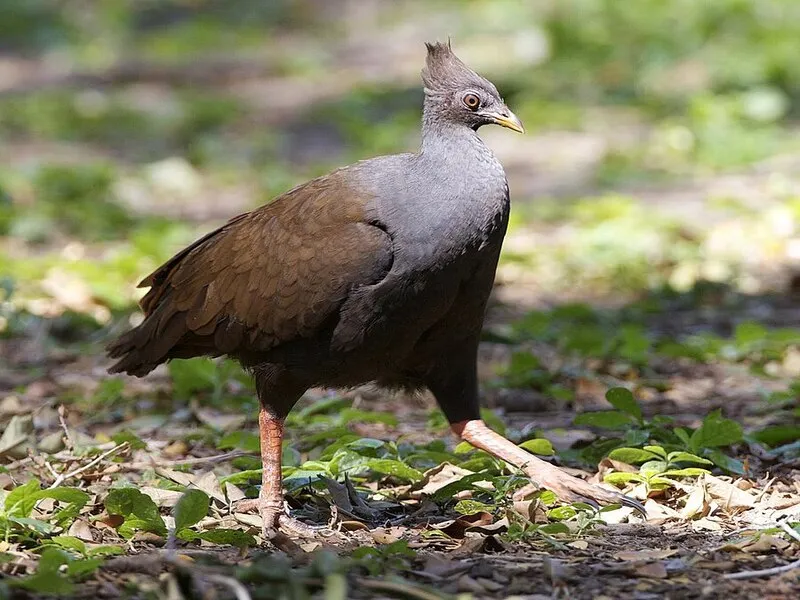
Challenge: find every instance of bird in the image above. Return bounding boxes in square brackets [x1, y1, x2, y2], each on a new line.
[107, 41, 641, 541]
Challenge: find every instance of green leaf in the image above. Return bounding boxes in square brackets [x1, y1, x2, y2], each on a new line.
[453, 500, 493, 516]
[219, 469, 262, 485]
[168, 358, 218, 398]
[603, 472, 646, 485]
[640, 460, 669, 477]
[690, 411, 743, 450]
[673, 428, 691, 447]
[661, 468, 710, 478]
[218, 431, 260, 453]
[643, 445, 668, 459]
[518, 438, 555, 456]
[547, 506, 577, 520]
[432, 472, 493, 502]
[479, 409, 507, 436]
[173, 489, 210, 531]
[666, 451, 713, 466]
[49, 536, 86, 556]
[5, 479, 41, 517]
[104, 488, 167, 538]
[8, 517, 55, 534]
[537, 522, 570, 535]
[647, 476, 677, 489]
[751, 425, 800, 447]
[364, 459, 423, 483]
[704, 449, 746, 475]
[10, 572, 72, 595]
[608, 447, 660, 464]
[453, 441, 474, 454]
[66, 557, 103, 578]
[37, 488, 90, 508]
[294, 396, 351, 420]
[574, 411, 634, 429]
[325, 573, 348, 600]
[538, 490, 558, 505]
[86, 545, 124, 557]
[37, 548, 70, 573]
[734, 321, 767, 347]
[605, 387, 641, 420]
[111, 430, 147, 450]
[199, 529, 256, 548]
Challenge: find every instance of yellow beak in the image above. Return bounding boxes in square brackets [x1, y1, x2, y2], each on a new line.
[486, 109, 525, 134]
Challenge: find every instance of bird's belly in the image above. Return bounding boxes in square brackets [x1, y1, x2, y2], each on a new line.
[331, 240, 500, 380]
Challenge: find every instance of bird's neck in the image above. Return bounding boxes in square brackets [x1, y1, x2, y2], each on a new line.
[420, 103, 483, 156]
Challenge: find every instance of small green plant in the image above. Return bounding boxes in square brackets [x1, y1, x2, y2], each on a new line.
[604, 445, 712, 491]
[575, 388, 746, 475]
[0, 480, 89, 542]
[8, 547, 102, 595]
[350, 540, 416, 576]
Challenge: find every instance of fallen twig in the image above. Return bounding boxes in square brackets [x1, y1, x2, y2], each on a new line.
[753, 477, 777, 504]
[48, 443, 128, 489]
[723, 557, 800, 580]
[122, 449, 251, 471]
[358, 578, 448, 600]
[206, 574, 253, 600]
[57, 404, 75, 452]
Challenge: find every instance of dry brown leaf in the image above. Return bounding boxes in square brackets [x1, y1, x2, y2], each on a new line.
[766, 491, 800, 510]
[194, 471, 225, 503]
[598, 505, 636, 524]
[410, 463, 476, 497]
[140, 487, 183, 507]
[300, 541, 321, 552]
[371, 527, 403, 544]
[691, 517, 722, 531]
[681, 483, 709, 519]
[193, 408, 246, 432]
[457, 575, 486, 594]
[433, 511, 494, 538]
[67, 518, 94, 542]
[704, 475, 756, 510]
[633, 562, 668, 579]
[614, 549, 679, 561]
[155, 468, 196, 488]
[162, 441, 189, 457]
[737, 534, 791, 554]
[640, 498, 681, 522]
[0, 395, 27, 416]
[234, 513, 262, 528]
[224, 482, 246, 504]
[597, 457, 639, 477]
[512, 497, 548, 522]
[0, 414, 32, 458]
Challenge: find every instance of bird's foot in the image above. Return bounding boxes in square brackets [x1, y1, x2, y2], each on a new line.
[515, 461, 646, 516]
[234, 497, 326, 554]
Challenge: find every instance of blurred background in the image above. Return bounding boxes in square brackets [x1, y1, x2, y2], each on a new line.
[2, 0, 800, 429]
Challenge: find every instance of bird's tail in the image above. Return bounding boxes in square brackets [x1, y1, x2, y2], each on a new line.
[106, 299, 188, 377]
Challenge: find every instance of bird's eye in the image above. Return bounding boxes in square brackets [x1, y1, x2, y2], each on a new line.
[462, 93, 480, 110]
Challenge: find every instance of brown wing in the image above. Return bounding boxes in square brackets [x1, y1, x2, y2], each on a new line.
[107, 169, 392, 375]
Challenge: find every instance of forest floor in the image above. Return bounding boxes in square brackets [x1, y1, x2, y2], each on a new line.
[2, 2, 800, 598]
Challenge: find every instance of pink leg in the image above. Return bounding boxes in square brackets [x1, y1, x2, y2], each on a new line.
[235, 406, 318, 546]
[452, 419, 644, 513]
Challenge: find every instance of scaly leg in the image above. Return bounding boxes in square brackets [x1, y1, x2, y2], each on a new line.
[235, 406, 318, 545]
[452, 419, 645, 514]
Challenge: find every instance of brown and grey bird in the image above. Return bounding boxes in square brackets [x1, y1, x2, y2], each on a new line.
[108, 42, 640, 539]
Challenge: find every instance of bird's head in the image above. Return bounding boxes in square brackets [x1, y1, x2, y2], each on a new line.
[421, 41, 524, 134]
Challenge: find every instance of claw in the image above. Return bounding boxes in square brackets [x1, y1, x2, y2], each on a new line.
[619, 494, 647, 516]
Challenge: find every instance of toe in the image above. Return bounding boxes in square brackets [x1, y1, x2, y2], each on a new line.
[519, 465, 646, 516]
